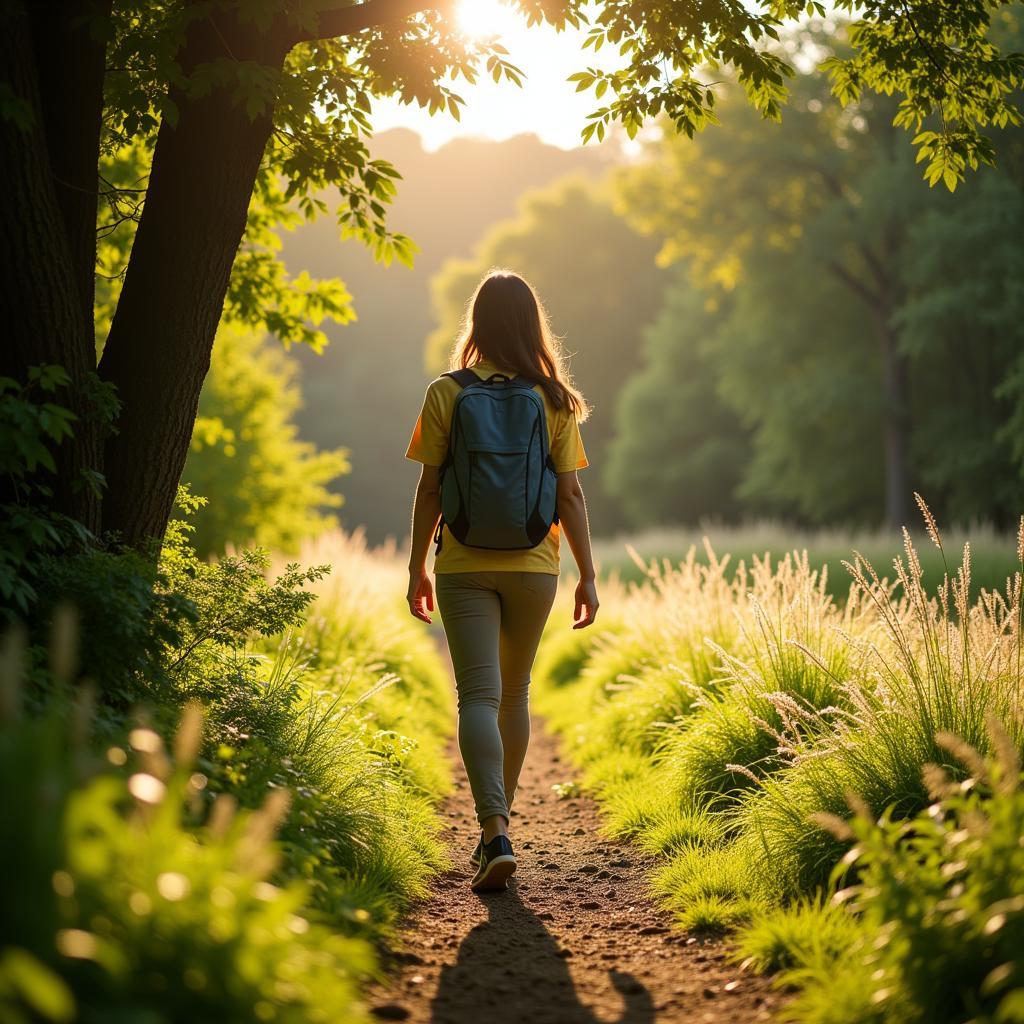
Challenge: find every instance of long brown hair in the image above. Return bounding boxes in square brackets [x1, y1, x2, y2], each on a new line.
[450, 269, 589, 421]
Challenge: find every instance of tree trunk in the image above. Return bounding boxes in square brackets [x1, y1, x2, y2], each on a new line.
[876, 311, 911, 529]
[28, 0, 110, 330]
[97, 15, 287, 549]
[0, 0, 101, 530]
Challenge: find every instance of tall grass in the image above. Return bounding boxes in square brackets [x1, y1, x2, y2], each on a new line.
[535, 502, 1024, 978]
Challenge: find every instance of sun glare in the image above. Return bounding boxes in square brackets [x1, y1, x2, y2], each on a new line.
[455, 0, 520, 39]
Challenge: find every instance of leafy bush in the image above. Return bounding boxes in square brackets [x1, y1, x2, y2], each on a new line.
[20, 489, 326, 722]
[733, 899, 861, 976]
[649, 842, 761, 934]
[0, 684, 369, 1024]
[0, 366, 109, 619]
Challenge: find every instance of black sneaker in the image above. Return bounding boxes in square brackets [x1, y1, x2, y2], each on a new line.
[469, 832, 483, 867]
[470, 834, 517, 891]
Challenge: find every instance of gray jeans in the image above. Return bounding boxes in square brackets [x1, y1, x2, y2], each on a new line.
[435, 571, 559, 826]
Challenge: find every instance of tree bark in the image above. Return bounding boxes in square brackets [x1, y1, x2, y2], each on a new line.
[28, 0, 110, 330]
[829, 251, 912, 530]
[0, 0, 102, 530]
[875, 310, 911, 530]
[97, 12, 288, 549]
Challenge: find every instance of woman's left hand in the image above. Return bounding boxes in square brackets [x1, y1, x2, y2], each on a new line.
[407, 569, 435, 624]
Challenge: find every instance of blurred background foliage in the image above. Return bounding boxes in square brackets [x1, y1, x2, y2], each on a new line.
[181, 327, 349, 558]
[167, 19, 1021, 555]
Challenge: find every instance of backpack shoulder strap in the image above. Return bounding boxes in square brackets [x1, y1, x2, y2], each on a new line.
[441, 369, 480, 389]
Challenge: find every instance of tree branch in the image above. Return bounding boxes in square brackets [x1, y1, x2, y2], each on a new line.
[289, 0, 448, 45]
[857, 241, 892, 301]
[827, 258, 880, 309]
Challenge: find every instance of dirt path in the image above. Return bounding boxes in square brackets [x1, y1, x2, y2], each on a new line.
[367, 717, 780, 1023]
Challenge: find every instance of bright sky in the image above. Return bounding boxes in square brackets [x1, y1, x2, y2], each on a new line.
[370, 0, 629, 151]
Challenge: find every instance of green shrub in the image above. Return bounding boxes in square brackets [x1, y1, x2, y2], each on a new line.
[0, 689, 370, 1024]
[662, 691, 781, 808]
[770, 730, 1024, 1024]
[636, 805, 727, 856]
[18, 489, 326, 720]
[591, 760, 675, 838]
[650, 842, 763, 933]
[0, 366, 114, 620]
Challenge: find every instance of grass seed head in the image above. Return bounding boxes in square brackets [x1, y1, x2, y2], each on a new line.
[208, 793, 238, 839]
[922, 762, 955, 800]
[843, 789, 874, 822]
[0, 625, 27, 723]
[810, 810, 854, 841]
[935, 731, 987, 783]
[914, 493, 942, 550]
[48, 603, 80, 684]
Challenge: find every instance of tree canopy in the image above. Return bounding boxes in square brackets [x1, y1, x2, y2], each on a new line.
[608, 45, 1024, 528]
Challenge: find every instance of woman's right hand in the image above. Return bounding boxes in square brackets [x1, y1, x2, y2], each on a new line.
[407, 569, 434, 624]
[573, 578, 599, 629]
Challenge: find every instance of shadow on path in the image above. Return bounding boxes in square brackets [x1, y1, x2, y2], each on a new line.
[431, 883, 654, 1024]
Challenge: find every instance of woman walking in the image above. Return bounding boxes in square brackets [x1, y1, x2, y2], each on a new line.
[405, 269, 599, 892]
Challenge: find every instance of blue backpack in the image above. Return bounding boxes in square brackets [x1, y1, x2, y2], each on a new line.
[434, 369, 559, 552]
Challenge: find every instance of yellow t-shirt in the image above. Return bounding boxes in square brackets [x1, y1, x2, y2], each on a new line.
[405, 359, 588, 575]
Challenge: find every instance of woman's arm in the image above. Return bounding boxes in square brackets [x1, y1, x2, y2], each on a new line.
[407, 464, 441, 623]
[556, 470, 599, 629]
